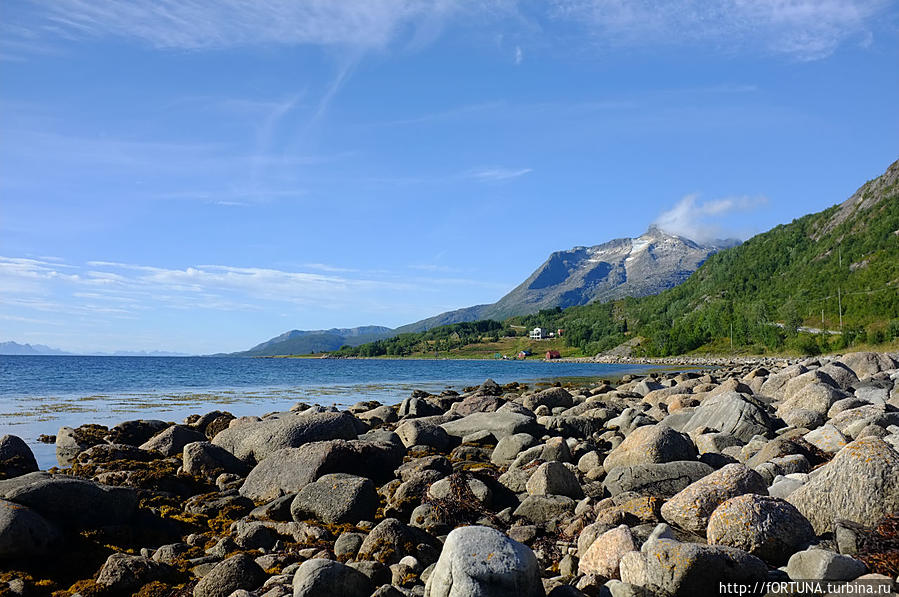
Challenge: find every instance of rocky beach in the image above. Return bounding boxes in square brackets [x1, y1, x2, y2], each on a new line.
[1, 351, 898, 597]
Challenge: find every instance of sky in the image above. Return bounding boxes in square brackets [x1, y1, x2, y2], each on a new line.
[1, 1, 897, 354]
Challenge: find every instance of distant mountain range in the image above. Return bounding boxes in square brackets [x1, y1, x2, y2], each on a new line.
[394, 227, 737, 334]
[230, 227, 735, 356]
[0, 342, 190, 357]
[222, 326, 395, 357]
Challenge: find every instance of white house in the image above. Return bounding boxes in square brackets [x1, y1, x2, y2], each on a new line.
[529, 327, 546, 340]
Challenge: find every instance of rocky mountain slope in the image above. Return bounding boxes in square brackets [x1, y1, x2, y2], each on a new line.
[396, 227, 736, 334]
[227, 326, 394, 357]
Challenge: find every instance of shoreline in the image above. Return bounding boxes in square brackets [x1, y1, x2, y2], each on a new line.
[0, 351, 897, 596]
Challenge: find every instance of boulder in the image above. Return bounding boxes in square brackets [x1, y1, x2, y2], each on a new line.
[777, 383, 846, 419]
[290, 473, 378, 524]
[786, 437, 899, 534]
[0, 498, 60, 558]
[578, 524, 636, 579]
[706, 494, 814, 564]
[427, 474, 491, 505]
[96, 553, 177, 593]
[55, 425, 106, 467]
[182, 441, 250, 479]
[786, 548, 867, 581]
[802, 425, 849, 454]
[0, 472, 136, 529]
[839, 352, 898, 381]
[441, 411, 539, 440]
[293, 558, 374, 597]
[358, 518, 441, 565]
[0, 435, 39, 478]
[139, 424, 206, 457]
[193, 553, 266, 597]
[817, 362, 860, 391]
[424, 526, 545, 597]
[522, 387, 573, 412]
[660, 463, 767, 533]
[212, 411, 359, 463]
[491, 434, 538, 466]
[525, 461, 583, 499]
[240, 439, 404, 503]
[395, 420, 451, 451]
[680, 392, 775, 442]
[603, 461, 714, 498]
[107, 419, 169, 446]
[513, 495, 576, 525]
[620, 539, 767, 596]
[453, 393, 504, 416]
[602, 425, 696, 470]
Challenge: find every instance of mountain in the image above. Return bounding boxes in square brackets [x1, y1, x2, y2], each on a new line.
[227, 326, 395, 357]
[557, 159, 899, 355]
[396, 227, 737, 333]
[0, 341, 70, 355]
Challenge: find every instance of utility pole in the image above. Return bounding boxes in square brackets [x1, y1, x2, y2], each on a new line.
[838, 287, 843, 331]
[821, 309, 825, 329]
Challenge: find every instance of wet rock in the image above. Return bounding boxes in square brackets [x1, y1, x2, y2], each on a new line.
[240, 438, 404, 503]
[212, 411, 359, 463]
[193, 552, 266, 597]
[526, 461, 583, 499]
[603, 461, 714, 498]
[578, 524, 636, 579]
[660, 463, 767, 533]
[55, 424, 107, 467]
[0, 498, 60, 558]
[706, 494, 814, 564]
[0, 472, 136, 529]
[107, 419, 169, 446]
[424, 525, 545, 597]
[0, 435, 39, 479]
[290, 473, 378, 524]
[786, 548, 868, 581]
[183, 441, 251, 478]
[140, 424, 207, 457]
[293, 558, 374, 597]
[620, 539, 767, 596]
[786, 437, 899, 534]
[602, 425, 697, 470]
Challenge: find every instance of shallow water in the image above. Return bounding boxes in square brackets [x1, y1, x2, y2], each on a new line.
[0, 355, 651, 469]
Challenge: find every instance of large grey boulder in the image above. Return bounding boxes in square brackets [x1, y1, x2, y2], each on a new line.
[96, 553, 177, 593]
[441, 411, 539, 440]
[680, 392, 775, 442]
[107, 419, 169, 446]
[0, 472, 136, 529]
[240, 439, 404, 503]
[578, 524, 636, 579]
[140, 424, 206, 457]
[604, 461, 714, 498]
[777, 383, 846, 419]
[0, 498, 60, 558]
[193, 553, 266, 597]
[491, 433, 538, 466]
[358, 518, 441, 565]
[620, 539, 767, 596]
[522, 387, 573, 412]
[602, 424, 696, 470]
[293, 558, 374, 597]
[212, 411, 359, 463]
[786, 436, 899, 534]
[290, 473, 378, 524]
[525, 461, 583, 499]
[0, 435, 39, 479]
[706, 494, 815, 564]
[786, 549, 867, 581]
[424, 526, 545, 597]
[817, 362, 860, 391]
[395, 420, 451, 451]
[660, 463, 767, 533]
[182, 441, 250, 479]
[839, 352, 898, 381]
[513, 495, 576, 525]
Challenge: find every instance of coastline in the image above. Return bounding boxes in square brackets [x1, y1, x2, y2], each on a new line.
[0, 351, 897, 596]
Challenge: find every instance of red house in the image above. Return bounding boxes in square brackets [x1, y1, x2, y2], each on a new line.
[545, 350, 561, 360]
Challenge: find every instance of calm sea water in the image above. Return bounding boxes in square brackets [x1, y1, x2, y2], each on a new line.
[0, 355, 651, 469]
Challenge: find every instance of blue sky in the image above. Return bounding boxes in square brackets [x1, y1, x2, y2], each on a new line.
[1, 1, 897, 354]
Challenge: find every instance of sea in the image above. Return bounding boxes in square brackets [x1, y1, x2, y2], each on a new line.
[0, 355, 652, 469]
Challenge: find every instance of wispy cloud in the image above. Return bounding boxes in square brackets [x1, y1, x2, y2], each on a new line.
[514, 45, 523, 64]
[653, 194, 769, 242]
[548, 0, 891, 60]
[467, 167, 533, 182]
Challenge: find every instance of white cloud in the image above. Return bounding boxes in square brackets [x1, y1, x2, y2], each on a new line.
[468, 167, 533, 181]
[548, 0, 891, 60]
[514, 45, 523, 64]
[653, 194, 768, 242]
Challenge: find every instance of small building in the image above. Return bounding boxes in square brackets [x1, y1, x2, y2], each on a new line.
[529, 327, 546, 340]
[546, 350, 561, 360]
[517, 350, 532, 359]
